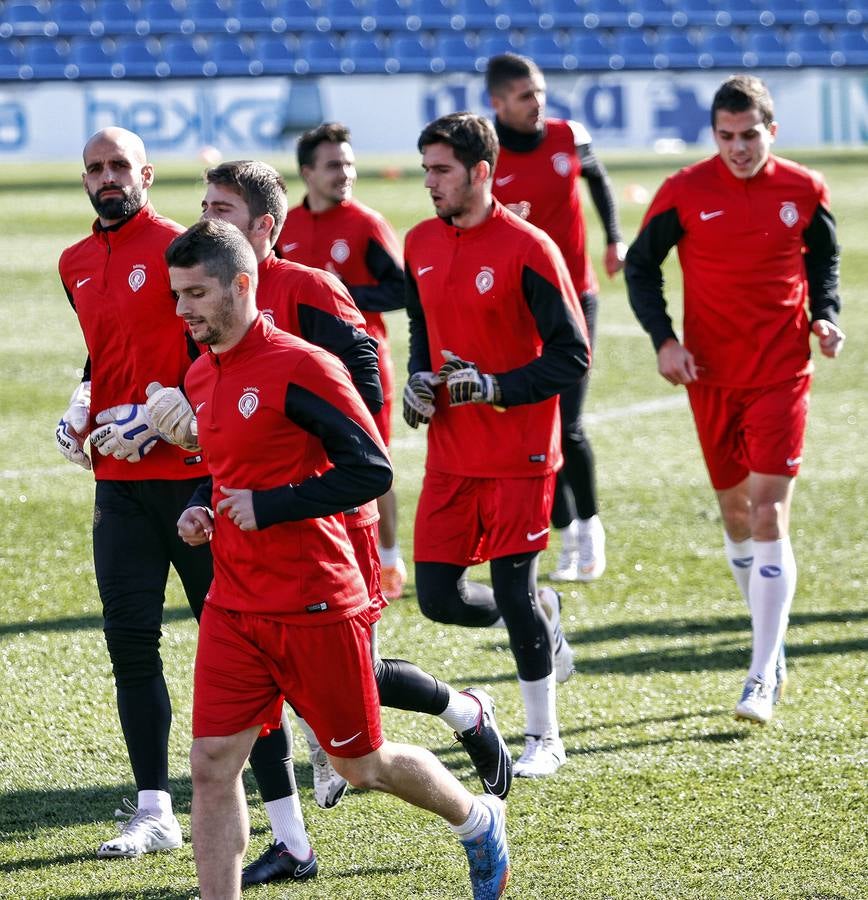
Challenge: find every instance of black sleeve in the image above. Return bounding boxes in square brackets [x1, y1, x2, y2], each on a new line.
[495, 266, 590, 406]
[406, 268, 433, 373]
[578, 143, 623, 245]
[186, 477, 213, 510]
[252, 385, 393, 528]
[803, 203, 842, 324]
[297, 303, 384, 413]
[624, 207, 684, 351]
[346, 238, 406, 313]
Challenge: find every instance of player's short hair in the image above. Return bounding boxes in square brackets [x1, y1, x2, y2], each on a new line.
[711, 75, 775, 128]
[485, 53, 543, 96]
[166, 219, 258, 289]
[417, 113, 499, 173]
[204, 160, 288, 241]
[296, 122, 352, 170]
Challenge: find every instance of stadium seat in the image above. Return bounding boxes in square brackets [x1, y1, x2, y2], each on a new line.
[581, 0, 632, 29]
[742, 29, 789, 65]
[235, 0, 278, 31]
[568, 30, 612, 68]
[3, 3, 58, 37]
[756, 0, 805, 25]
[525, 32, 576, 69]
[431, 33, 478, 70]
[609, 30, 655, 67]
[414, 0, 459, 30]
[387, 34, 433, 70]
[342, 34, 388, 71]
[368, 0, 413, 30]
[538, 0, 585, 28]
[295, 32, 343, 73]
[477, 29, 518, 60]
[210, 34, 257, 73]
[186, 0, 237, 33]
[0, 44, 22, 78]
[504, 0, 545, 29]
[716, 0, 761, 26]
[140, 0, 190, 33]
[634, 0, 682, 27]
[669, 0, 719, 26]
[454, 0, 511, 31]
[20, 39, 70, 77]
[835, 25, 868, 62]
[788, 25, 836, 63]
[252, 33, 296, 72]
[653, 30, 698, 67]
[318, 0, 369, 32]
[696, 28, 744, 67]
[162, 34, 209, 74]
[68, 38, 121, 76]
[93, 0, 143, 36]
[116, 38, 164, 75]
[51, 1, 101, 36]
[269, 0, 320, 31]
[802, 0, 849, 23]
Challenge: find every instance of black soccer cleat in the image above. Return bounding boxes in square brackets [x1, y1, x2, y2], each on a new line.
[455, 688, 513, 801]
[241, 841, 318, 888]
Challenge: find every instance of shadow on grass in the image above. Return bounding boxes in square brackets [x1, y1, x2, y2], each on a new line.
[0, 605, 195, 638]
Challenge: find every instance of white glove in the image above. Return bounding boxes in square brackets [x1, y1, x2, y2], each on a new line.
[146, 382, 200, 451]
[90, 404, 160, 462]
[55, 381, 92, 470]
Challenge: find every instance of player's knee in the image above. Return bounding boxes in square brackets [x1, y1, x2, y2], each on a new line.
[103, 627, 163, 685]
[190, 737, 240, 788]
[750, 500, 786, 541]
[330, 753, 380, 790]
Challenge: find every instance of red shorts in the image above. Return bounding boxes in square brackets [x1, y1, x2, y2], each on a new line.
[414, 470, 555, 565]
[687, 375, 812, 490]
[193, 603, 383, 758]
[348, 520, 387, 614]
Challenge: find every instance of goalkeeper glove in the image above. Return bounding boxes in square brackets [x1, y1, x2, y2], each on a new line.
[55, 381, 92, 470]
[402, 371, 440, 428]
[146, 382, 200, 451]
[438, 350, 502, 407]
[90, 404, 160, 462]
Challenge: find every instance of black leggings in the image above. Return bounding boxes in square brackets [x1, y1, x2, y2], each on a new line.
[415, 554, 553, 682]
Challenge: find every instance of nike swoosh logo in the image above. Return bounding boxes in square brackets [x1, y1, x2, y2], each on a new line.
[786, 456, 802, 467]
[282, 242, 299, 253]
[292, 857, 317, 877]
[495, 174, 516, 186]
[76, 277, 92, 288]
[417, 265, 433, 277]
[526, 528, 550, 542]
[699, 210, 724, 221]
[195, 402, 206, 413]
[330, 731, 362, 748]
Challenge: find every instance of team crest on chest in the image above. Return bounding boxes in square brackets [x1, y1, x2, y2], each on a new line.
[238, 387, 260, 419]
[330, 239, 350, 263]
[551, 153, 571, 177]
[779, 202, 798, 228]
[475, 266, 495, 295]
[128, 264, 146, 292]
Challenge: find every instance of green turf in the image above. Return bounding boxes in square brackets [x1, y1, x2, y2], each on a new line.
[0, 148, 865, 900]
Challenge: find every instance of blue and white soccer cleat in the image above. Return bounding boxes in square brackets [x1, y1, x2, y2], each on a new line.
[461, 795, 510, 900]
[735, 677, 775, 725]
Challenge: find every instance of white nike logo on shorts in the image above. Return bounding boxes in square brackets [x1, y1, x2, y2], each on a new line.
[330, 731, 362, 748]
[76, 277, 92, 288]
[526, 528, 550, 542]
[786, 456, 802, 467]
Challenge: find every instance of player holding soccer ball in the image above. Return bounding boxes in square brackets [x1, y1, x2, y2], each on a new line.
[55, 128, 212, 856]
[625, 75, 845, 725]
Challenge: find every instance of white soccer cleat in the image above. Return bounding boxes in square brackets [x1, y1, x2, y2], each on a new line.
[311, 747, 349, 809]
[538, 586, 574, 683]
[96, 798, 182, 858]
[549, 542, 580, 582]
[735, 677, 775, 725]
[513, 733, 566, 778]
[576, 515, 606, 582]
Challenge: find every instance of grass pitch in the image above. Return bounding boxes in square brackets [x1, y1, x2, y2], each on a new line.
[0, 148, 865, 900]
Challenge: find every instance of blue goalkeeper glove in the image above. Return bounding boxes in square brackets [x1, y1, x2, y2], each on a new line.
[402, 371, 440, 428]
[90, 404, 160, 462]
[438, 350, 502, 407]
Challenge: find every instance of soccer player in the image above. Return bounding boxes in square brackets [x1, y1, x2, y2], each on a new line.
[404, 113, 591, 777]
[179, 159, 511, 886]
[487, 53, 626, 583]
[54, 127, 212, 856]
[624, 75, 845, 725]
[170, 218, 510, 900]
[277, 123, 408, 600]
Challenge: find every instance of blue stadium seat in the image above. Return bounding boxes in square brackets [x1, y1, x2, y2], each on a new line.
[0, 44, 23, 78]
[696, 28, 744, 67]
[633, 0, 680, 27]
[68, 38, 120, 76]
[318, 0, 369, 32]
[342, 34, 388, 71]
[504, 0, 544, 28]
[431, 33, 478, 70]
[756, 0, 805, 25]
[609, 29, 655, 67]
[788, 25, 836, 63]
[210, 34, 257, 73]
[116, 38, 164, 75]
[162, 34, 209, 74]
[414, 0, 460, 30]
[271, 0, 320, 31]
[538, 0, 585, 28]
[3, 3, 58, 37]
[93, 0, 143, 36]
[252, 33, 296, 72]
[186, 0, 237, 32]
[295, 32, 343, 72]
[387, 34, 433, 70]
[669, 0, 719, 26]
[835, 26, 868, 62]
[235, 0, 278, 31]
[368, 0, 413, 30]
[51, 1, 101, 36]
[454, 0, 510, 31]
[802, 0, 848, 23]
[140, 0, 190, 33]
[568, 30, 611, 67]
[20, 39, 70, 77]
[742, 29, 789, 65]
[716, 0, 761, 26]
[653, 30, 697, 67]
[582, 0, 632, 28]
[525, 32, 576, 68]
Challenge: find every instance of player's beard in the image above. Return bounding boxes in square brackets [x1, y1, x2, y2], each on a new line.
[87, 184, 144, 221]
[198, 288, 237, 347]
[434, 172, 474, 222]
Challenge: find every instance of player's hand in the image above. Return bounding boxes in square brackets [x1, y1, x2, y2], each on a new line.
[657, 339, 698, 386]
[90, 404, 160, 462]
[146, 381, 200, 451]
[402, 371, 440, 428]
[215, 486, 258, 531]
[604, 241, 627, 278]
[811, 319, 845, 358]
[55, 381, 92, 470]
[177, 506, 214, 545]
[438, 350, 501, 406]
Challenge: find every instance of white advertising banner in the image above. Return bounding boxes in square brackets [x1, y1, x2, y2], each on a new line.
[0, 69, 865, 161]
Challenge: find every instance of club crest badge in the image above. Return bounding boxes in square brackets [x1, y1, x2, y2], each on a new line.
[779, 202, 798, 228]
[476, 266, 494, 295]
[330, 239, 350, 263]
[238, 388, 260, 419]
[128, 265, 146, 292]
[551, 153, 571, 177]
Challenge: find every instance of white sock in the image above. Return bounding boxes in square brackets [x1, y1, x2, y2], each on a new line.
[137, 789, 172, 819]
[379, 544, 400, 567]
[440, 687, 482, 734]
[747, 538, 796, 686]
[448, 798, 490, 842]
[518, 674, 558, 739]
[264, 793, 311, 859]
[559, 520, 579, 551]
[295, 716, 321, 755]
[724, 532, 754, 607]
